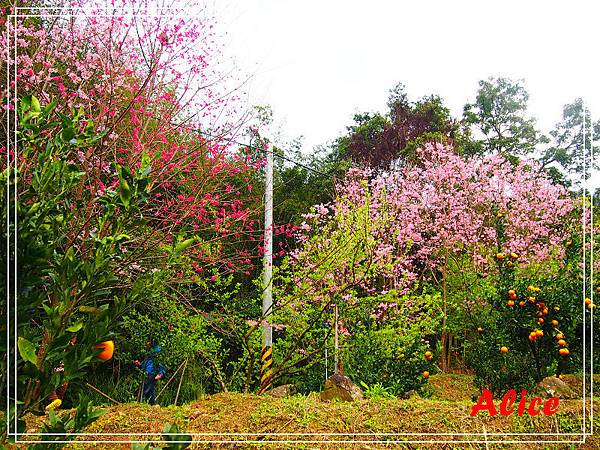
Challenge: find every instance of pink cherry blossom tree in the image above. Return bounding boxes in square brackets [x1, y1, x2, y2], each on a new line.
[2, 0, 267, 281]
[288, 142, 575, 370]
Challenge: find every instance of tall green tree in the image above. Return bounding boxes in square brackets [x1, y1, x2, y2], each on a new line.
[463, 77, 540, 158]
[541, 98, 600, 180]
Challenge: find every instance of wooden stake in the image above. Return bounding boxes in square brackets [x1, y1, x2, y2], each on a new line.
[85, 382, 120, 405]
[155, 359, 186, 401]
[174, 359, 188, 405]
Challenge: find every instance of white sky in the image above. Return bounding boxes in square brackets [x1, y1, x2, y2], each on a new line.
[215, 1, 599, 166]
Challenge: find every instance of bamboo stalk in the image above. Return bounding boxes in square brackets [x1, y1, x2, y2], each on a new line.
[174, 359, 188, 405]
[155, 359, 186, 401]
[85, 382, 120, 405]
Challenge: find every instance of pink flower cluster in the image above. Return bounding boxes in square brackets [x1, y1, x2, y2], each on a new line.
[291, 143, 575, 318]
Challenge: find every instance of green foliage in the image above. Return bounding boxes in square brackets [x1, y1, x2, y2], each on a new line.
[465, 234, 596, 394]
[359, 381, 395, 399]
[344, 291, 441, 395]
[26, 395, 103, 450]
[463, 76, 540, 157]
[12, 96, 133, 414]
[465, 312, 539, 395]
[131, 423, 192, 450]
[541, 98, 600, 179]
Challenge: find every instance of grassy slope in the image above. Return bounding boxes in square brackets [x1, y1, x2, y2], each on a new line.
[21, 375, 600, 449]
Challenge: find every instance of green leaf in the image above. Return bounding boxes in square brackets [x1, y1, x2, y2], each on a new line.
[31, 95, 41, 113]
[21, 95, 31, 112]
[17, 337, 37, 365]
[66, 322, 83, 333]
[78, 306, 103, 315]
[119, 178, 131, 207]
[163, 423, 192, 449]
[175, 238, 196, 254]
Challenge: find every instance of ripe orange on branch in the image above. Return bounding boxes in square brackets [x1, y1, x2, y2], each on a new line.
[95, 340, 115, 361]
[500, 346, 509, 354]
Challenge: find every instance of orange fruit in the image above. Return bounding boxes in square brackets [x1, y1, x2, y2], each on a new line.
[559, 348, 570, 356]
[528, 333, 536, 342]
[538, 318, 544, 325]
[558, 339, 566, 346]
[507, 300, 515, 307]
[535, 329, 544, 337]
[500, 346, 509, 354]
[551, 320, 559, 326]
[555, 333, 564, 340]
[423, 371, 430, 378]
[542, 308, 549, 316]
[95, 340, 115, 361]
[496, 253, 504, 259]
[508, 289, 516, 296]
[519, 301, 526, 307]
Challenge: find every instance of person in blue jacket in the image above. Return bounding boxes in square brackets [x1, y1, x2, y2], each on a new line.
[134, 337, 165, 405]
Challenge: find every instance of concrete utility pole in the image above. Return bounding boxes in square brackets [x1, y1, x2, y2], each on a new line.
[259, 133, 274, 394]
[334, 303, 339, 374]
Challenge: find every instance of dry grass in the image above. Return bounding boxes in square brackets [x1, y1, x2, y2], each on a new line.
[18, 375, 600, 449]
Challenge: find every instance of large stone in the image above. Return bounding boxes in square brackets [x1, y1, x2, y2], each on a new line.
[402, 389, 419, 400]
[269, 384, 297, 398]
[536, 376, 578, 399]
[320, 373, 364, 402]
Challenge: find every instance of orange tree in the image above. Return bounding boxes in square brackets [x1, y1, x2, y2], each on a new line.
[464, 204, 589, 395]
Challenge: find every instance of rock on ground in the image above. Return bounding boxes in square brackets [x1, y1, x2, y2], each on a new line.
[536, 376, 578, 399]
[321, 373, 364, 402]
[269, 384, 297, 398]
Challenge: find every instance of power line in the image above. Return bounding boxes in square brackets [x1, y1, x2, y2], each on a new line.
[197, 130, 337, 179]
